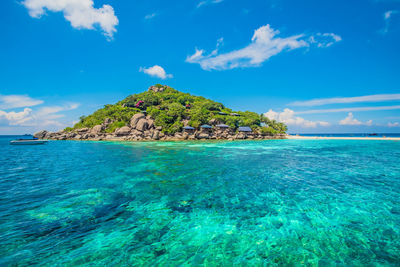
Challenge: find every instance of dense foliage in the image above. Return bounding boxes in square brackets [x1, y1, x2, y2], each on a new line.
[68, 85, 287, 135]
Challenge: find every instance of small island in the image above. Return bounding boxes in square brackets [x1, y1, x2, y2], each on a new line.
[35, 85, 288, 141]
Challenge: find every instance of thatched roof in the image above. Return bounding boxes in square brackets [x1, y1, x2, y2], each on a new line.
[238, 126, 252, 132]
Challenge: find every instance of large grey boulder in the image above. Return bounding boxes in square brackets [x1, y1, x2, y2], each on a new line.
[33, 130, 48, 139]
[198, 133, 210, 139]
[44, 131, 53, 139]
[77, 128, 89, 133]
[136, 119, 149, 132]
[91, 125, 103, 134]
[130, 113, 146, 128]
[115, 126, 131, 136]
[66, 132, 76, 138]
[236, 133, 246, 139]
[148, 85, 166, 93]
[147, 119, 155, 129]
[209, 118, 218, 125]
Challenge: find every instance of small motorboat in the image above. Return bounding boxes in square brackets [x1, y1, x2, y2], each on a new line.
[10, 138, 48, 145]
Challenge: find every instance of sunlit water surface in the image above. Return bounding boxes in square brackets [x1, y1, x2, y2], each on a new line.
[1, 137, 400, 266]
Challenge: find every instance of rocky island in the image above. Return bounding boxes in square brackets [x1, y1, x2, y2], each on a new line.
[35, 85, 288, 141]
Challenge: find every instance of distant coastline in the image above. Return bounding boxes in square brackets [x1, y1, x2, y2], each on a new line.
[287, 135, 400, 141]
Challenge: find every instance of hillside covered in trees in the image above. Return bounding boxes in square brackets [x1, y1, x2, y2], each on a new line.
[66, 85, 287, 136]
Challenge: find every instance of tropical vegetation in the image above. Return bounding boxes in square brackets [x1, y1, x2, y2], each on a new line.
[67, 85, 287, 135]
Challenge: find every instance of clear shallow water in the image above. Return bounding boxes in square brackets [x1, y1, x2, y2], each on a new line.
[289, 133, 400, 138]
[1, 136, 400, 266]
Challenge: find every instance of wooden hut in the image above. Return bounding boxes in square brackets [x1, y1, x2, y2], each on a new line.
[200, 124, 213, 133]
[216, 124, 230, 129]
[183, 126, 195, 133]
[238, 126, 252, 133]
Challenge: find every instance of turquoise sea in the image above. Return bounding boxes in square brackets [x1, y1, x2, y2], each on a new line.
[1, 136, 400, 266]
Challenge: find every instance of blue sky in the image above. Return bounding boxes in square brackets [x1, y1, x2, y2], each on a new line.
[0, 0, 399, 134]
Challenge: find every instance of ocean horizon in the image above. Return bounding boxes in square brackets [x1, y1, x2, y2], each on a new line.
[1, 136, 399, 265]
[4, 133, 400, 138]
[289, 133, 400, 137]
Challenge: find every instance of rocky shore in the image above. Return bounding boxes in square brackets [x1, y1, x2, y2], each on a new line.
[34, 113, 287, 141]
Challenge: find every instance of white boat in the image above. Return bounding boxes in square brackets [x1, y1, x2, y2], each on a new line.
[10, 139, 48, 145]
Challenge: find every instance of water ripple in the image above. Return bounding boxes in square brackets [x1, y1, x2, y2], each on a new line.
[0, 137, 400, 265]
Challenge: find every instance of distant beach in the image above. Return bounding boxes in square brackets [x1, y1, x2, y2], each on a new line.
[288, 135, 400, 141]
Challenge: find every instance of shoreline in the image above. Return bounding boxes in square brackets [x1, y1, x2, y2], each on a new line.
[287, 135, 400, 141]
[40, 135, 400, 142]
[42, 136, 288, 142]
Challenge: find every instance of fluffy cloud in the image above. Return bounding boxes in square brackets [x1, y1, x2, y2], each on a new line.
[339, 113, 373, 126]
[186, 24, 341, 70]
[0, 100, 79, 128]
[140, 65, 173, 79]
[388, 122, 400, 127]
[264, 108, 330, 128]
[339, 113, 362, 125]
[0, 108, 33, 126]
[309, 33, 342, 48]
[0, 94, 43, 109]
[23, 0, 119, 38]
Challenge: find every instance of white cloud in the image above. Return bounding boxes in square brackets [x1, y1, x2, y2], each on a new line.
[36, 103, 79, 120]
[388, 122, 400, 127]
[186, 24, 341, 70]
[382, 10, 398, 34]
[339, 113, 373, 126]
[140, 65, 173, 79]
[0, 94, 43, 109]
[197, 0, 224, 8]
[309, 33, 342, 48]
[385, 10, 396, 20]
[0, 102, 79, 128]
[0, 108, 33, 126]
[264, 108, 330, 128]
[296, 105, 400, 115]
[339, 113, 362, 125]
[290, 93, 400, 107]
[23, 0, 119, 38]
[145, 13, 157, 20]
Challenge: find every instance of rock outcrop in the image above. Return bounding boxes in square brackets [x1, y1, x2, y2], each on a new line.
[148, 85, 167, 93]
[40, 113, 287, 142]
[34, 130, 48, 139]
[115, 126, 131, 136]
[92, 125, 103, 133]
[130, 113, 146, 128]
[136, 119, 148, 132]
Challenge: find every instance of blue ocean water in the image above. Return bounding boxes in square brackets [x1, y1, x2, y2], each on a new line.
[0, 136, 400, 266]
[289, 133, 400, 137]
